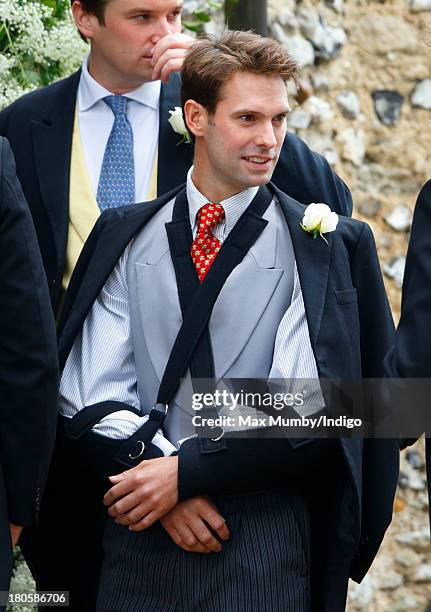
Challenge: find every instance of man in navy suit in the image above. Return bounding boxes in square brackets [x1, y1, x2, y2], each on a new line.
[0, 138, 58, 610]
[56, 30, 398, 611]
[0, 0, 353, 314]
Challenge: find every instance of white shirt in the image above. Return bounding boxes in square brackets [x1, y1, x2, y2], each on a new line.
[77, 55, 161, 202]
[59, 171, 322, 448]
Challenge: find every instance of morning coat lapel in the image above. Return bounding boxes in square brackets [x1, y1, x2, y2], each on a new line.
[272, 184, 332, 359]
[59, 186, 184, 370]
[31, 70, 81, 274]
[158, 73, 194, 195]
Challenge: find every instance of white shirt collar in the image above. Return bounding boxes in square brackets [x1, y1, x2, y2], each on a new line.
[186, 167, 259, 236]
[78, 54, 161, 112]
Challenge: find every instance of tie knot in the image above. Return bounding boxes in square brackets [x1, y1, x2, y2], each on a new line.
[196, 203, 225, 233]
[103, 95, 128, 116]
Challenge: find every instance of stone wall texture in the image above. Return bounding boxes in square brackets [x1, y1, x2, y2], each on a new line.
[267, 0, 431, 325]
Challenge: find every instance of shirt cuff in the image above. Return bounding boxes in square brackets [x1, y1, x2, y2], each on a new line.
[92, 411, 177, 456]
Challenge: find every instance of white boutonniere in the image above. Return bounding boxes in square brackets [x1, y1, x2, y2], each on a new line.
[301, 203, 339, 244]
[168, 107, 192, 145]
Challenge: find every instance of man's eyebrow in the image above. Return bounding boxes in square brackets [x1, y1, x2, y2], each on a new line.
[233, 107, 291, 115]
[125, 2, 183, 14]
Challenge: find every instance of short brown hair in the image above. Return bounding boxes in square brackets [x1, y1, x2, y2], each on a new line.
[181, 29, 299, 116]
[71, 0, 108, 23]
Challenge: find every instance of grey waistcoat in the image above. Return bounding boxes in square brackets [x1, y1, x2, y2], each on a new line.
[127, 196, 295, 446]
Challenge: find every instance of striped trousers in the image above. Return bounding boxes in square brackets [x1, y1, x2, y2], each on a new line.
[97, 488, 311, 612]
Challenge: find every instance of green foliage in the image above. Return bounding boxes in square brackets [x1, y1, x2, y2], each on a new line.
[0, 0, 86, 108]
[183, 1, 222, 34]
[39, 0, 69, 20]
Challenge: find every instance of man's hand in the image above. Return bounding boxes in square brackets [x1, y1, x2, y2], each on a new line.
[9, 523, 23, 547]
[151, 33, 195, 83]
[104, 456, 178, 531]
[160, 496, 229, 553]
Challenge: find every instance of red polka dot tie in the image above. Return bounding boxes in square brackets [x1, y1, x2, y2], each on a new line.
[191, 203, 226, 282]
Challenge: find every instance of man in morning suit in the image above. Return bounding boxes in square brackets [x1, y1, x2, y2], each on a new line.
[0, 138, 58, 610]
[0, 0, 353, 314]
[0, 1, 352, 607]
[58, 31, 399, 611]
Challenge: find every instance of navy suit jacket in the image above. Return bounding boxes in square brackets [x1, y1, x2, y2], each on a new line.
[57, 183, 398, 608]
[0, 138, 58, 592]
[386, 180, 431, 378]
[0, 71, 352, 310]
[385, 180, 431, 510]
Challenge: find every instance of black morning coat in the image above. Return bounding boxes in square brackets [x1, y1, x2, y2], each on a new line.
[386, 180, 431, 528]
[56, 181, 399, 611]
[0, 138, 58, 599]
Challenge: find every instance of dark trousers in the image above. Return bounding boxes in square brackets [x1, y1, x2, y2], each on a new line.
[97, 488, 311, 612]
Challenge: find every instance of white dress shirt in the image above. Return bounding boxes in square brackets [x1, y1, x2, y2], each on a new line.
[77, 55, 161, 202]
[60, 169, 322, 448]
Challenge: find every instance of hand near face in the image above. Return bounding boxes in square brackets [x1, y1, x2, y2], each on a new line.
[151, 32, 195, 83]
[104, 456, 178, 531]
[160, 495, 230, 553]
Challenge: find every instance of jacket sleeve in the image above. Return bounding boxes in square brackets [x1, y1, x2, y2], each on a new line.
[272, 131, 353, 217]
[177, 436, 338, 501]
[385, 180, 431, 378]
[383, 181, 431, 449]
[348, 222, 399, 581]
[351, 223, 395, 377]
[0, 138, 59, 526]
[0, 103, 13, 137]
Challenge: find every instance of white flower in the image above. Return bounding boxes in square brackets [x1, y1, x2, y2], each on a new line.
[301, 203, 339, 243]
[319, 211, 339, 234]
[168, 107, 185, 133]
[168, 107, 192, 144]
[302, 203, 332, 231]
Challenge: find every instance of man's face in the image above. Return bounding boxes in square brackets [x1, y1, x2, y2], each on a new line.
[81, 0, 183, 87]
[197, 72, 290, 196]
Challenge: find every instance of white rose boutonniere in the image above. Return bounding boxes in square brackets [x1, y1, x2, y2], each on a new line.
[301, 203, 339, 244]
[168, 107, 192, 145]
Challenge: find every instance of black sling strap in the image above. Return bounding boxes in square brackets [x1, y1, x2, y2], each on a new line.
[158, 185, 272, 404]
[165, 189, 215, 382]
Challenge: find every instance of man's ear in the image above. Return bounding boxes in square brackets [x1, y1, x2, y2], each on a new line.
[184, 100, 208, 140]
[71, 0, 100, 40]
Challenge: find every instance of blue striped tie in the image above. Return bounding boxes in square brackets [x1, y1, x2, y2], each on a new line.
[97, 95, 135, 210]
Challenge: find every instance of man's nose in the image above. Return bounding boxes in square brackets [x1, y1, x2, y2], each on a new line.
[151, 18, 174, 44]
[254, 122, 277, 149]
